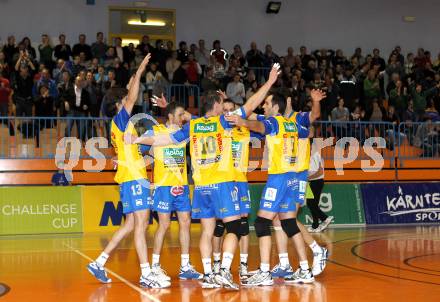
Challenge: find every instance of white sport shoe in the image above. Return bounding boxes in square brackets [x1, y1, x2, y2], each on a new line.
[307, 226, 322, 233]
[241, 269, 274, 286]
[200, 273, 221, 289]
[284, 268, 314, 284]
[140, 272, 171, 288]
[214, 268, 239, 290]
[319, 216, 334, 231]
[312, 247, 329, 276]
[239, 262, 250, 280]
[152, 264, 171, 282]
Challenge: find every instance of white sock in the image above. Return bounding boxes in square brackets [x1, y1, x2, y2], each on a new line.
[95, 252, 109, 267]
[181, 254, 190, 268]
[202, 258, 212, 274]
[140, 263, 151, 277]
[213, 252, 221, 262]
[152, 254, 160, 266]
[309, 241, 322, 254]
[221, 252, 234, 270]
[299, 260, 309, 270]
[279, 253, 290, 268]
[240, 253, 248, 264]
[260, 263, 270, 272]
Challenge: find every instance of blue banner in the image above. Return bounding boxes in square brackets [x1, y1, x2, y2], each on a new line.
[361, 182, 440, 224]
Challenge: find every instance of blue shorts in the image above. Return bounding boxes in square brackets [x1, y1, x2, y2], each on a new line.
[235, 182, 251, 215]
[289, 171, 308, 206]
[153, 185, 191, 213]
[120, 179, 152, 214]
[192, 181, 240, 219]
[259, 173, 296, 213]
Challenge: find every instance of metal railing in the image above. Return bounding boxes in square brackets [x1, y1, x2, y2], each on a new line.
[0, 117, 438, 161]
[166, 84, 200, 109]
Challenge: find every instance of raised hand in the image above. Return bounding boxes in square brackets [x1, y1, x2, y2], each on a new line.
[267, 63, 281, 85]
[216, 90, 227, 100]
[139, 53, 151, 71]
[123, 131, 138, 145]
[151, 93, 168, 108]
[310, 89, 327, 102]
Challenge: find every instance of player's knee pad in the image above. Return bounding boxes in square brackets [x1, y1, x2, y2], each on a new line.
[281, 218, 300, 238]
[240, 216, 250, 236]
[224, 219, 242, 240]
[214, 220, 225, 237]
[254, 216, 272, 238]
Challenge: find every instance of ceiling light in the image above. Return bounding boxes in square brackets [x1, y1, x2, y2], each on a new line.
[128, 20, 166, 26]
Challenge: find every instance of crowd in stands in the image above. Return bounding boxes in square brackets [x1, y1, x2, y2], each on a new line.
[0, 32, 439, 155]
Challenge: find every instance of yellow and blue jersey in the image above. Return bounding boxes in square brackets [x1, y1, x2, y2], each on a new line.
[171, 108, 246, 186]
[288, 111, 311, 172]
[151, 124, 188, 187]
[262, 113, 310, 174]
[111, 108, 148, 184]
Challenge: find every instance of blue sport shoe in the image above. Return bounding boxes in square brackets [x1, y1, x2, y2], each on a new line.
[179, 264, 203, 280]
[270, 263, 293, 278]
[87, 262, 112, 283]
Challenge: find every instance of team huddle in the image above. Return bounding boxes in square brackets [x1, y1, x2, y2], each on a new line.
[86, 54, 329, 290]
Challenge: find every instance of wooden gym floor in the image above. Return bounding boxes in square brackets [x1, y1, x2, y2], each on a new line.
[0, 225, 439, 302]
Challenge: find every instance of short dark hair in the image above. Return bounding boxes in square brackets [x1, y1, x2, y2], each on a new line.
[223, 98, 236, 107]
[268, 91, 287, 115]
[203, 91, 221, 114]
[166, 101, 184, 116]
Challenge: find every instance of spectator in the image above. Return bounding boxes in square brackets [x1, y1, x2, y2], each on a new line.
[171, 61, 189, 106]
[389, 80, 408, 118]
[125, 43, 136, 67]
[245, 80, 258, 100]
[114, 59, 130, 88]
[64, 76, 90, 140]
[350, 105, 366, 143]
[12, 66, 34, 117]
[332, 49, 348, 68]
[51, 162, 70, 186]
[299, 46, 313, 67]
[229, 44, 246, 67]
[79, 52, 90, 68]
[71, 55, 84, 78]
[21, 37, 36, 60]
[210, 40, 228, 67]
[366, 99, 386, 137]
[383, 105, 401, 149]
[244, 69, 257, 90]
[103, 47, 117, 69]
[0, 73, 12, 117]
[414, 48, 429, 70]
[263, 44, 279, 77]
[2, 35, 18, 65]
[58, 70, 73, 115]
[386, 53, 404, 80]
[194, 39, 209, 75]
[409, 81, 440, 121]
[363, 69, 381, 108]
[114, 37, 127, 63]
[245, 42, 264, 68]
[84, 71, 100, 117]
[200, 66, 221, 92]
[405, 53, 415, 76]
[165, 40, 174, 58]
[33, 68, 58, 98]
[372, 48, 386, 71]
[331, 98, 350, 139]
[72, 34, 92, 61]
[146, 62, 164, 98]
[0, 51, 11, 79]
[137, 35, 154, 56]
[154, 40, 168, 76]
[351, 47, 365, 65]
[177, 41, 189, 63]
[54, 34, 72, 61]
[34, 85, 55, 123]
[166, 51, 181, 82]
[303, 60, 318, 83]
[52, 59, 70, 84]
[339, 66, 358, 111]
[88, 58, 99, 74]
[425, 99, 440, 122]
[285, 47, 295, 67]
[38, 34, 54, 70]
[226, 73, 245, 105]
[186, 53, 202, 85]
[14, 48, 36, 72]
[91, 32, 107, 61]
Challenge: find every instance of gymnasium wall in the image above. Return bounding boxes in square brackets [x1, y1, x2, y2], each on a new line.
[0, 0, 439, 55]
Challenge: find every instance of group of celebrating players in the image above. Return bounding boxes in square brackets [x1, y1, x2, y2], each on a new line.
[86, 54, 329, 290]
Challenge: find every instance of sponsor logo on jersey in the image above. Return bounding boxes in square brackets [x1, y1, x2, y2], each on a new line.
[194, 123, 217, 133]
[283, 122, 298, 132]
[170, 186, 185, 196]
[163, 147, 185, 158]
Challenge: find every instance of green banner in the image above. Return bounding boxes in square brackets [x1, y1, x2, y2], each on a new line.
[248, 183, 365, 225]
[0, 187, 83, 235]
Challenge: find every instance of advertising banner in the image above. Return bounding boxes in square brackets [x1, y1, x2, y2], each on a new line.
[361, 182, 440, 224]
[0, 187, 82, 235]
[249, 183, 365, 226]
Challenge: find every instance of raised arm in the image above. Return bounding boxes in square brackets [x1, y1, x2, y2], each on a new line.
[124, 53, 151, 114]
[309, 89, 326, 123]
[242, 63, 280, 117]
[134, 134, 174, 146]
